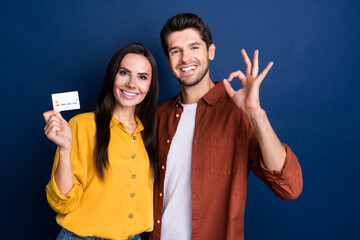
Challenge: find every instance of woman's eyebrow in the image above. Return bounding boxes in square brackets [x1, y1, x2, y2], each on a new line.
[118, 66, 130, 72]
[119, 67, 150, 77]
[138, 72, 150, 76]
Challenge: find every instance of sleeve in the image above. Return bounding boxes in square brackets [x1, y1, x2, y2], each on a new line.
[248, 127, 303, 201]
[45, 116, 89, 214]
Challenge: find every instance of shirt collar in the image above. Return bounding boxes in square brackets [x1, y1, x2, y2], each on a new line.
[110, 115, 144, 133]
[202, 80, 225, 106]
[169, 80, 225, 108]
[170, 94, 182, 109]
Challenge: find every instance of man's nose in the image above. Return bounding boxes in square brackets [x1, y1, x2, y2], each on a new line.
[181, 49, 191, 63]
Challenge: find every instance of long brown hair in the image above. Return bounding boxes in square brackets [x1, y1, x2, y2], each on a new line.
[94, 43, 158, 181]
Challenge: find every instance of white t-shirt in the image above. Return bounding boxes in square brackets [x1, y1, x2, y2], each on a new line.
[161, 103, 197, 240]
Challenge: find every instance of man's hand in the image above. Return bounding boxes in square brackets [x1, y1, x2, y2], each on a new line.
[223, 49, 273, 114]
[224, 49, 286, 171]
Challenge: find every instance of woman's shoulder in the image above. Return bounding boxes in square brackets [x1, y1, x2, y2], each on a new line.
[69, 112, 96, 130]
[71, 112, 95, 121]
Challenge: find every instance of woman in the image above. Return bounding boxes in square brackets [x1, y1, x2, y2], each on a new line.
[43, 43, 158, 240]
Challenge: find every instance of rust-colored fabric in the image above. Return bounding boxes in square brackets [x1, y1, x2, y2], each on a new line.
[150, 81, 302, 240]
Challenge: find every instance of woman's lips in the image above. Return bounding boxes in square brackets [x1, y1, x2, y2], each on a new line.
[120, 89, 138, 99]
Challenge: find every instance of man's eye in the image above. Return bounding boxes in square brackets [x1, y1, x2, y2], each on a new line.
[191, 46, 199, 50]
[171, 50, 179, 55]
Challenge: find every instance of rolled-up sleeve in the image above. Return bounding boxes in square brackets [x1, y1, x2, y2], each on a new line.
[249, 131, 303, 201]
[45, 117, 88, 214]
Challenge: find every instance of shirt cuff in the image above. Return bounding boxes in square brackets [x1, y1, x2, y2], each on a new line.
[259, 143, 297, 183]
[46, 176, 83, 214]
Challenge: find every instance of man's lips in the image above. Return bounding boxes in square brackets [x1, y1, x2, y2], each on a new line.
[177, 64, 198, 73]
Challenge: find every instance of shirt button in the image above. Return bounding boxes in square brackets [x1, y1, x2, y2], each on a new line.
[129, 214, 134, 219]
[133, 136, 136, 140]
[157, 220, 160, 224]
[132, 174, 136, 179]
[130, 193, 135, 198]
[161, 165, 165, 170]
[175, 113, 179, 118]
[159, 193, 163, 197]
[166, 139, 170, 144]
[131, 154, 136, 159]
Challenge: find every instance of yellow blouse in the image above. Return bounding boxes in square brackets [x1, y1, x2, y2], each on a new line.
[46, 112, 153, 240]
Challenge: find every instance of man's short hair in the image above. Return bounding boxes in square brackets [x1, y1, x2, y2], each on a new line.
[160, 13, 213, 57]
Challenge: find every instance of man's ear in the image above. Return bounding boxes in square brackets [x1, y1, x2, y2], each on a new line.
[209, 43, 215, 61]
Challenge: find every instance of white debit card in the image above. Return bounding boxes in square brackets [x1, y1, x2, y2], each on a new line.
[51, 91, 80, 111]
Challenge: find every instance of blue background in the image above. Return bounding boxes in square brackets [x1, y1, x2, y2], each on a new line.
[1, 0, 359, 239]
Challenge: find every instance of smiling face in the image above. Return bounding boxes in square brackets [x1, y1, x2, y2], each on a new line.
[113, 53, 152, 110]
[166, 28, 215, 87]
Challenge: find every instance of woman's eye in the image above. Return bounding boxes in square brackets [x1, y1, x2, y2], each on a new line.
[119, 71, 128, 76]
[139, 76, 147, 80]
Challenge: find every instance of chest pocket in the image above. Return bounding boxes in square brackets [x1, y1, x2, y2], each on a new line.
[209, 137, 241, 175]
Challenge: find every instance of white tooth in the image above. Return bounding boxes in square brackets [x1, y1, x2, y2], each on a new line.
[181, 66, 196, 72]
[122, 91, 137, 96]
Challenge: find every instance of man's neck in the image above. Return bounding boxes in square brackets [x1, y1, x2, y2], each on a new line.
[180, 76, 215, 104]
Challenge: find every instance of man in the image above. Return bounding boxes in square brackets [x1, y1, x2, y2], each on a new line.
[150, 13, 303, 240]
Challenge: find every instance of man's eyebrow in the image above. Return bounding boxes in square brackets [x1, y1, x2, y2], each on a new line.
[168, 46, 179, 52]
[168, 42, 202, 52]
[189, 42, 201, 46]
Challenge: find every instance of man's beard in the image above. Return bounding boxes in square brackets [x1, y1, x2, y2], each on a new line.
[175, 60, 210, 87]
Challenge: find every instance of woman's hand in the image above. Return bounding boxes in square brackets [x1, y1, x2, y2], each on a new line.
[43, 110, 72, 150]
[43, 110, 74, 195]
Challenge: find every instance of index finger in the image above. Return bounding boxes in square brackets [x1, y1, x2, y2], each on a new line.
[227, 70, 246, 82]
[43, 110, 58, 123]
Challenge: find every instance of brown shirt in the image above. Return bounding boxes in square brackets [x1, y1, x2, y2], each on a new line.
[149, 81, 303, 240]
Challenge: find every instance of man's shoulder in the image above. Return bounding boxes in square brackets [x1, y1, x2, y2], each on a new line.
[156, 95, 179, 115]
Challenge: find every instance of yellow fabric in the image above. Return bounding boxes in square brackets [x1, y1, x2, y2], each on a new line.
[46, 112, 153, 240]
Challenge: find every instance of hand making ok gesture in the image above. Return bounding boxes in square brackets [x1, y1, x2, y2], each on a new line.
[223, 49, 273, 114]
